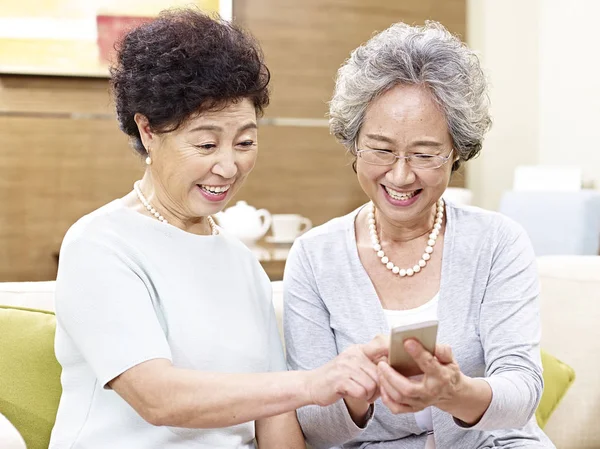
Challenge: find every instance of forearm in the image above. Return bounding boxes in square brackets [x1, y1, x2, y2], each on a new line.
[471, 370, 542, 430]
[136, 366, 311, 428]
[441, 370, 542, 430]
[164, 368, 311, 428]
[255, 411, 305, 449]
[439, 374, 492, 425]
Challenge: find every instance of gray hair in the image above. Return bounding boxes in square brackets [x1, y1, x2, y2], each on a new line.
[329, 21, 491, 171]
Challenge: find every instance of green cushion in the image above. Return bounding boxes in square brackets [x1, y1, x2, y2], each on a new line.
[536, 349, 575, 429]
[0, 306, 62, 449]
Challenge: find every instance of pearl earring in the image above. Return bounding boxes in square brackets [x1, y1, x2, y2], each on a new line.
[145, 155, 152, 165]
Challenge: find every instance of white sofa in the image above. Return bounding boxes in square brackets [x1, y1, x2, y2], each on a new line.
[536, 256, 600, 448]
[0, 413, 26, 449]
[1, 255, 599, 448]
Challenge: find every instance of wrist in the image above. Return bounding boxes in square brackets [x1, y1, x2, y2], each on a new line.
[296, 370, 317, 408]
[343, 397, 371, 427]
[441, 374, 491, 425]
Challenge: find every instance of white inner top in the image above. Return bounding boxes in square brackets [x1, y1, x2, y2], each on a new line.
[383, 293, 439, 436]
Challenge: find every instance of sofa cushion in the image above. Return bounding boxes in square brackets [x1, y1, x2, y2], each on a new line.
[537, 256, 600, 448]
[536, 349, 576, 429]
[0, 281, 56, 312]
[0, 306, 62, 449]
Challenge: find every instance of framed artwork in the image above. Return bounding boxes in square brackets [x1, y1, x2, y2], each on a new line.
[0, 0, 230, 77]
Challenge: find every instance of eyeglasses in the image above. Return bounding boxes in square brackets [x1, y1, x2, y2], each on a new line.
[356, 148, 454, 170]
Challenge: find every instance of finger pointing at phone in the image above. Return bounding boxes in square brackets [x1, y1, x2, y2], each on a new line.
[362, 334, 390, 364]
[343, 334, 389, 425]
[303, 334, 389, 427]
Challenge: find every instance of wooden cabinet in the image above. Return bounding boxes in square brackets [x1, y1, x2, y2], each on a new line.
[0, 0, 465, 281]
[235, 0, 466, 118]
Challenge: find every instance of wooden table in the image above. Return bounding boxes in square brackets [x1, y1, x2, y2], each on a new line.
[247, 240, 292, 281]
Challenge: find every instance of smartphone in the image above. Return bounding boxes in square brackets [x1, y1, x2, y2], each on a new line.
[389, 320, 438, 377]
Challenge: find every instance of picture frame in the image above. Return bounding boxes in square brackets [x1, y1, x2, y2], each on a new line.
[0, 0, 231, 78]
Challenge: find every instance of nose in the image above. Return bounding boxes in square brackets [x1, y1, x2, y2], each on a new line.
[386, 157, 416, 186]
[211, 147, 238, 179]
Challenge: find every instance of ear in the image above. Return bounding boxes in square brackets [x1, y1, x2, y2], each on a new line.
[134, 113, 156, 153]
[452, 148, 460, 162]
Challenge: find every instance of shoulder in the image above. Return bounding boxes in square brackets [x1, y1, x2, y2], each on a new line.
[446, 201, 534, 268]
[61, 199, 131, 251]
[294, 206, 360, 250]
[446, 201, 528, 244]
[285, 206, 361, 273]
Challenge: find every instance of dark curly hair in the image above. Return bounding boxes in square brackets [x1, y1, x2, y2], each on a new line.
[110, 8, 270, 156]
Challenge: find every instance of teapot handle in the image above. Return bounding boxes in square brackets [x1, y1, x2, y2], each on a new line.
[256, 209, 272, 236]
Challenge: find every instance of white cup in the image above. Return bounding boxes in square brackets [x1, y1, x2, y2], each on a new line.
[270, 214, 312, 242]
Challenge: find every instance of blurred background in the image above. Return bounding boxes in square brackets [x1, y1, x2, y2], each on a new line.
[1, 0, 599, 282]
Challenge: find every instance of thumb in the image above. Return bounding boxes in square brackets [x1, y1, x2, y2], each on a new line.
[362, 334, 389, 361]
[435, 344, 454, 364]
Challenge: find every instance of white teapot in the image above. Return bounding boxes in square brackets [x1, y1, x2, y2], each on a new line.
[214, 201, 272, 244]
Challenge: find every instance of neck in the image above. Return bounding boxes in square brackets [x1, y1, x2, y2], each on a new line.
[376, 202, 438, 244]
[136, 175, 214, 236]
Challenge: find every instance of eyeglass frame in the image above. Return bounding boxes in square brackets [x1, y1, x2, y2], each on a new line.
[355, 147, 455, 170]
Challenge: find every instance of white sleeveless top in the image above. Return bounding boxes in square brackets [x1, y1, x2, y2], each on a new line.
[383, 294, 439, 449]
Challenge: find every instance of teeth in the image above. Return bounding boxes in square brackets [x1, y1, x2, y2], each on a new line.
[201, 185, 231, 194]
[385, 186, 417, 200]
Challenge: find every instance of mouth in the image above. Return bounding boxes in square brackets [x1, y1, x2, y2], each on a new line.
[197, 184, 231, 202]
[199, 184, 231, 194]
[383, 185, 422, 201]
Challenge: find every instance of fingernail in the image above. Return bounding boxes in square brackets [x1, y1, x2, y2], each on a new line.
[405, 340, 417, 353]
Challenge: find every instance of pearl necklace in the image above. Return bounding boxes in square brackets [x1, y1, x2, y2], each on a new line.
[133, 181, 218, 235]
[368, 199, 444, 277]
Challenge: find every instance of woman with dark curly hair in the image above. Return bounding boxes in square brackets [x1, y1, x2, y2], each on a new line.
[284, 21, 554, 448]
[48, 9, 388, 449]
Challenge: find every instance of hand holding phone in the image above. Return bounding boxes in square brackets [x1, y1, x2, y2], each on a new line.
[389, 320, 438, 377]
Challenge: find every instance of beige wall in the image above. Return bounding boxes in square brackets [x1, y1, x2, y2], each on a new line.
[466, 0, 540, 210]
[538, 0, 600, 185]
[467, 0, 600, 210]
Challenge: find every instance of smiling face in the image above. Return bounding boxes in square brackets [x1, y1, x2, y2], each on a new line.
[356, 83, 455, 228]
[137, 98, 258, 222]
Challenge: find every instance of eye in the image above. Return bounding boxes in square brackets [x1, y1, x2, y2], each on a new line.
[237, 140, 256, 149]
[371, 148, 392, 153]
[412, 153, 436, 160]
[195, 143, 216, 151]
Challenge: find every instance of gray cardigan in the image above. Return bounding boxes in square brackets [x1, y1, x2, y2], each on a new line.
[283, 201, 555, 448]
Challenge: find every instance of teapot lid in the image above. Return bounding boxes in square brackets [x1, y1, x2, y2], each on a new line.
[223, 200, 257, 216]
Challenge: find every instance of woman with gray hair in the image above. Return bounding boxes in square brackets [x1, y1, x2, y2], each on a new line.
[283, 21, 554, 448]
